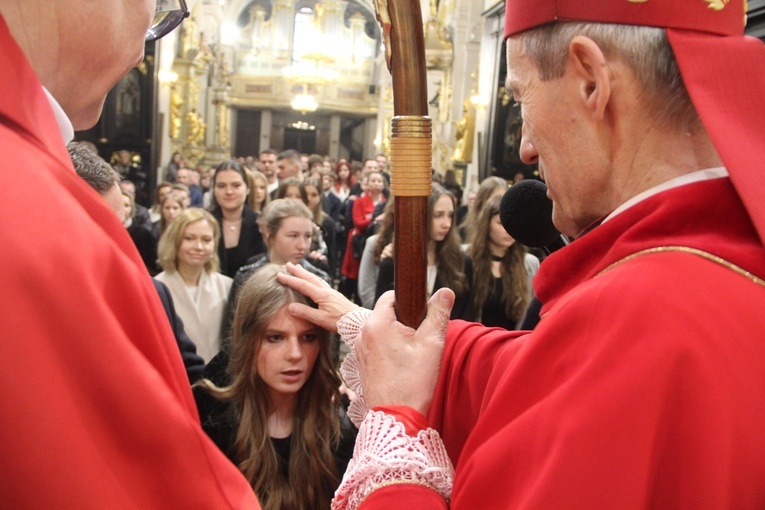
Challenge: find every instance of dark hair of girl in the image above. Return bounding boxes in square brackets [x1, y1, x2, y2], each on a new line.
[467, 194, 530, 321]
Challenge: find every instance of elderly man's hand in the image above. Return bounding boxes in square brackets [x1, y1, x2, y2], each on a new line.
[277, 262, 360, 333]
[356, 288, 455, 416]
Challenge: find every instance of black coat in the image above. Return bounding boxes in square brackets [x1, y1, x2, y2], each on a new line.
[213, 206, 266, 278]
[127, 222, 158, 275]
[322, 191, 342, 223]
[319, 215, 338, 274]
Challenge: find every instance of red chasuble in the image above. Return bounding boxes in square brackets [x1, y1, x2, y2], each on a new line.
[0, 17, 259, 508]
[363, 177, 765, 508]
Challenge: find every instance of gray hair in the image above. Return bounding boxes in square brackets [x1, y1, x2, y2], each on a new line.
[68, 142, 121, 194]
[515, 23, 698, 129]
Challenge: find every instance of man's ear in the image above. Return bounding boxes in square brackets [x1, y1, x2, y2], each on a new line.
[568, 36, 611, 120]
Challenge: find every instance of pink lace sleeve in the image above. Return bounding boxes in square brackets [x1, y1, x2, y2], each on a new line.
[333, 311, 454, 510]
[338, 308, 372, 426]
[332, 411, 453, 510]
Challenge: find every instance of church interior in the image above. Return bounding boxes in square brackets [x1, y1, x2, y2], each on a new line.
[74, 0, 765, 204]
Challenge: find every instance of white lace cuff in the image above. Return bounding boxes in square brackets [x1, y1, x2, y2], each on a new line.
[331, 410, 453, 510]
[337, 308, 372, 350]
[338, 308, 373, 426]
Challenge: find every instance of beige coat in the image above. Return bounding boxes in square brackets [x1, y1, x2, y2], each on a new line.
[156, 270, 232, 363]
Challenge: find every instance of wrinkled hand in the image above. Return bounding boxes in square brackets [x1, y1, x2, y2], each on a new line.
[277, 262, 360, 333]
[356, 288, 454, 416]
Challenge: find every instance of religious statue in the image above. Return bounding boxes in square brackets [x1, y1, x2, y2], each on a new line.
[186, 109, 206, 146]
[452, 99, 475, 164]
[215, 51, 232, 87]
[169, 90, 183, 139]
[429, 0, 440, 19]
[180, 16, 198, 59]
[193, 32, 214, 65]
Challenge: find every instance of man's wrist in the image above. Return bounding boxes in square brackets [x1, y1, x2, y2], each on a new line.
[372, 405, 428, 436]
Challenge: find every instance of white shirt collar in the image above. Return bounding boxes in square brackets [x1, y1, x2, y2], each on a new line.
[603, 167, 729, 224]
[42, 86, 75, 144]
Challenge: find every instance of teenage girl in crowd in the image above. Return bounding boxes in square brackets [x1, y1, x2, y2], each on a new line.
[152, 191, 185, 240]
[195, 264, 356, 510]
[210, 160, 266, 278]
[165, 151, 183, 183]
[246, 168, 270, 213]
[340, 171, 386, 301]
[357, 198, 395, 309]
[302, 179, 337, 275]
[223, 199, 331, 340]
[375, 183, 473, 319]
[329, 159, 353, 203]
[466, 194, 539, 329]
[156, 208, 232, 363]
[457, 175, 507, 241]
[275, 178, 305, 202]
[150, 181, 172, 224]
[276, 178, 330, 272]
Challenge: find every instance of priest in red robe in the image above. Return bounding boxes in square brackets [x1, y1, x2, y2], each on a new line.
[0, 1, 258, 507]
[279, 0, 765, 508]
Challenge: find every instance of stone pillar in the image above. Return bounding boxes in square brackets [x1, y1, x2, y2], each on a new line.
[260, 110, 273, 152]
[329, 114, 341, 160]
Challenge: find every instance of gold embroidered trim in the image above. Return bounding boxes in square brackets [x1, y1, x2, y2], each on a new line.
[704, 0, 730, 11]
[626, 0, 731, 9]
[596, 246, 765, 287]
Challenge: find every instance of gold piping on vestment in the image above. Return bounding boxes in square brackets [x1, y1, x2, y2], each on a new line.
[538, 245, 765, 323]
[596, 246, 765, 287]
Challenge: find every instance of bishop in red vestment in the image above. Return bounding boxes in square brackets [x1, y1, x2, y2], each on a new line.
[280, 0, 765, 508]
[0, 3, 259, 507]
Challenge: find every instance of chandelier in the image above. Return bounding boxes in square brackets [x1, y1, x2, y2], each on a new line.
[291, 89, 319, 114]
[282, 7, 344, 114]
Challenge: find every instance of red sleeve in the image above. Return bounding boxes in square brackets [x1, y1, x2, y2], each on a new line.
[360, 484, 448, 510]
[428, 320, 527, 465]
[448, 254, 765, 508]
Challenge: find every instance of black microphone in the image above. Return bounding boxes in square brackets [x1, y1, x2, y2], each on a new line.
[499, 179, 568, 330]
[499, 179, 569, 255]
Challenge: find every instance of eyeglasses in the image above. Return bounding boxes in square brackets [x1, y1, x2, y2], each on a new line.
[146, 0, 189, 42]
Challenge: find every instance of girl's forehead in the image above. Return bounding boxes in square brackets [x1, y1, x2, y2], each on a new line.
[216, 170, 243, 182]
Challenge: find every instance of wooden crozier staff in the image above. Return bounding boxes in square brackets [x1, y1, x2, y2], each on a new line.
[374, 0, 431, 327]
